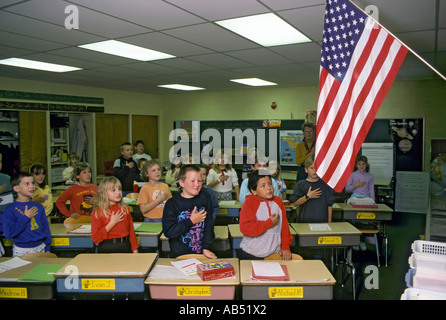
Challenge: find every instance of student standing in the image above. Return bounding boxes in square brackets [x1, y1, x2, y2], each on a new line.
[290, 157, 334, 223]
[62, 153, 79, 185]
[0, 153, 14, 215]
[55, 162, 97, 219]
[345, 155, 375, 200]
[29, 164, 53, 218]
[113, 142, 140, 194]
[162, 164, 216, 259]
[91, 177, 138, 253]
[199, 165, 219, 220]
[132, 140, 152, 162]
[165, 161, 181, 188]
[206, 151, 240, 201]
[2, 172, 51, 257]
[137, 160, 172, 223]
[295, 122, 316, 182]
[239, 171, 293, 260]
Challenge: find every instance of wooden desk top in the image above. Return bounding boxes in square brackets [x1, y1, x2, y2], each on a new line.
[0, 257, 72, 282]
[336, 202, 393, 212]
[228, 224, 297, 239]
[291, 222, 362, 236]
[240, 260, 335, 286]
[49, 222, 162, 236]
[145, 258, 240, 286]
[54, 253, 157, 278]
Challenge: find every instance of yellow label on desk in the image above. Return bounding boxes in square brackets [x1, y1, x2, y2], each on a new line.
[51, 238, 70, 246]
[269, 287, 303, 299]
[0, 287, 27, 299]
[218, 209, 228, 215]
[357, 212, 376, 219]
[177, 286, 211, 297]
[81, 279, 115, 290]
[318, 236, 342, 245]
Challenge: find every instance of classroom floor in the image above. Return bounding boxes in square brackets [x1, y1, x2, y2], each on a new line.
[329, 211, 426, 300]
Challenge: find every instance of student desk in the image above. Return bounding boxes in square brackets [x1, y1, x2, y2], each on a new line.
[146, 258, 239, 300]
[228, 224, 297, 258]
[55, 253, 157, 295]
[292, 222, 361, 300]
[336, 203, 393, 266]
[50, 223, 93, 251]
[218, 200, 242, 220]
[240, 260, 336, 300]
[49, 222, 162, 252]
[160, 225, 230, 254]
[0, 257, 72, 299]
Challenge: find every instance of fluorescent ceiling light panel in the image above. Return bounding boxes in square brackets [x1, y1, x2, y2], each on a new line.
[78, 40, 175, 61]
[230, 78, 277, 86]
[216, 13, 311, 46]
[0, 58, 81, 72]
[158, 84, 205, 91]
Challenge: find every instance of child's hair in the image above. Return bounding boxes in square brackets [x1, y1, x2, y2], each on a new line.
[69, 153, 79, 160]
[301, 122, 316, 132]
[248, 170, 272, 193]
[11, 172, 32, 188]
[120, 142, 132, 151]
[137, 158, 148, 168]
[94, 176, 128, 218]
[134, 140, 144, 147]
[170, 160, 182, 170]
[75, 162, 91, 178]
[178, 164, 201, 182]
[142, 159, 160, 180]
[304, 156, 314, 169]
[355, 155, 370, 172]
[29, 163, 46, 188]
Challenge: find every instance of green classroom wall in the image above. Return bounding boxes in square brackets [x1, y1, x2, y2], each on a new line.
[1, 76, 445, 172]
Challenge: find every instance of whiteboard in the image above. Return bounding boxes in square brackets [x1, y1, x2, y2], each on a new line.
[361, 143, 394, 181]
[395, 171, 430, 214]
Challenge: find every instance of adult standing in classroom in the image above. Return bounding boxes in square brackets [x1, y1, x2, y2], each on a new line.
[295, 122, 316, 182]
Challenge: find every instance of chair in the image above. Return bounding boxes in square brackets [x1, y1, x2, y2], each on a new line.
[21, 252, 57, 259]
[264, 253, 303, 260]
[64, 215, 91, 224]
[176, 254, 206, 260]
[358, 228, 381, 267]
[104, 160, 114, 176]
[125, 193, 139, 200]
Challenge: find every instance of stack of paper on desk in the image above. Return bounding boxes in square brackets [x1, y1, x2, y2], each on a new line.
[251, 261, 290, 281]
[68, 224, 91, 234]
[347, 197, 378, 208]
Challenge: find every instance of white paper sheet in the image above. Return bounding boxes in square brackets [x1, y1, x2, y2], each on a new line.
[308, 224, 332, 231]
[149, 265, 188, 279]
[251, 261, 285, 277]
[171, 258, 202, 277]
[0, 257, 31, 274]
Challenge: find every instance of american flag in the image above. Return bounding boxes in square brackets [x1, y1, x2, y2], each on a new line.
[315, 0, 408, 192]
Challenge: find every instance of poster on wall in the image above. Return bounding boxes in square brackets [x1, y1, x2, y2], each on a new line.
[279, 130, 303, 166]
[174, 120, 200, 142]
[390, 118, 424, 171]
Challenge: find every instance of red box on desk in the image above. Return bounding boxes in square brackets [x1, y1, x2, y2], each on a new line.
[197, 261, 234, 281]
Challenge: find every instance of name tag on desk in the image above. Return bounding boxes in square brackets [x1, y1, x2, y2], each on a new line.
[82, 279, 115, 290]
[269, 287, 303, 299]
[318, 236, 342, 245]
[177, 286, 211, 297]
[357, 212, 376, 219]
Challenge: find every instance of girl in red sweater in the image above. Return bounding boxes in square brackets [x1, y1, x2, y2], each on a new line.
[91, 177, 138, 253]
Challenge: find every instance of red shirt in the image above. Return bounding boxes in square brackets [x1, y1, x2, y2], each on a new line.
[91, 203, 139, 251]
[55, 184, 98, 217]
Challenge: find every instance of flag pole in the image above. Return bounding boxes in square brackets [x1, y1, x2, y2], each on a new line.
[349, 0, 446, 81]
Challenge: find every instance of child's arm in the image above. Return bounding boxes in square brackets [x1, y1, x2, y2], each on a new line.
[292, 186, 322, 206]
[328, 206, 333, 223]
[91, 209, 125, 244]
[139, 191, 167, 216]
[55, 187, 73, 217]
[127, 208, 139, 253]
[162, 201, 195, 239]
[239, 199, 277, 237]
[2, 205, 37, 239]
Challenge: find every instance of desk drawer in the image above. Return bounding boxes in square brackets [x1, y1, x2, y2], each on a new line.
[297, 234, 360, 247]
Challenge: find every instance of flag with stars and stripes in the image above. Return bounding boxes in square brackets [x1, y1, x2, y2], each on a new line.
[315, 0, 408, 192]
